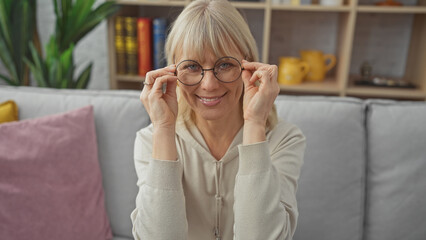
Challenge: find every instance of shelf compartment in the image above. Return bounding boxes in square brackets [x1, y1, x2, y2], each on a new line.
[117, 0, 268, 9]
[231, 1, 266, 9]
[346, 86, 425, 99]
[279, 78, 341, 95]
[268, 11, 353, 93]
[268, 11, 348, 63]
[117, 75, 145, 83]
[271, 5, 351, 12]
[116, 0, 187, 7]
[349, 12, 426, 97]
[357, 6, 426, 14]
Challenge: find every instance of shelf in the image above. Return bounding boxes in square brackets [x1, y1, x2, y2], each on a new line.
[279, 78, 341, 95]
[346, 86, 425, 99]
[117, 0, 267, 9]
[231, 1, 266, 9]
[271, 4, 351, 12]
[116, 0, 187, 7]
[117, 75, 145, 83]
[357, 6, 426, 14]
[108, 0, 426, 101]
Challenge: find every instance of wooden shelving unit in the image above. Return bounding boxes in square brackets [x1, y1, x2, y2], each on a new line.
[108, 0, 426, 101]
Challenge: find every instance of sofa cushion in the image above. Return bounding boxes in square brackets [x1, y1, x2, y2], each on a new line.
[0, 100, 18, 123]
[275, 96, 366, 240]
[0, 86, 150, 239]
[364, 100, 426, 240]
[0, 105, 112, 240]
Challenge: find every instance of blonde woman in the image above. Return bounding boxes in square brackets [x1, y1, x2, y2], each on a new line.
[131, 0, 306, 239]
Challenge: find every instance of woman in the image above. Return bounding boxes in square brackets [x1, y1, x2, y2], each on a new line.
[131, 0, 305, 239]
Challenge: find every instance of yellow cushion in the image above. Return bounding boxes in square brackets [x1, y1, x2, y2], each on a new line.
[0, 100, 19, 124]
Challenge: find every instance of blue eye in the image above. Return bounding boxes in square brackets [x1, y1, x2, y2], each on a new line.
[220, 63, 230, 68]
[182, 63, 201, 72]
[217, 61, 235, 71]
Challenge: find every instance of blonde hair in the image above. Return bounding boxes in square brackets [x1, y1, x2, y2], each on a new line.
[165, 0, 278, 130]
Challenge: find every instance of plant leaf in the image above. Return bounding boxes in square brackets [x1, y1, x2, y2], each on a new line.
[58, 44, 74, 88]
[24, 57, 46, 88]
[75, 62, 92, 89]
[26, 43, 49, 87]
[62, 1, 119, 48]
[12, 0, 34, 83]
[59, 43, 74, 71]
[48, 59, 59, 88]
[0, 36, 19, 85]
[0, 72, 16, 86]
[46, 36, 59, 71]
[72, 0, 96, 29]
[0, 0, 36, 86]
[0, 0, 12, 50]
[62, 62, 74, 88]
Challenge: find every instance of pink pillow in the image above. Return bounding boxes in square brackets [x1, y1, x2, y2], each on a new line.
[0, 106, 112, 240]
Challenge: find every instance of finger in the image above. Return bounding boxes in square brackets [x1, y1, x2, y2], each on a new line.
[150, 75, 178, 95]
[241, 60, 268, 72]
[144, 64, 176, 85]
[241, 67, 253, 86]
[140, 88, 151, 113]
[242, 61, 278, 82]
[249, 70, 269, 85]
[266, 64, 278, 83]
[164, 79, 177, 98]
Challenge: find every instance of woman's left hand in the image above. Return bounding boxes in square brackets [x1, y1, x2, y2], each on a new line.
[241, 60, 280, 126]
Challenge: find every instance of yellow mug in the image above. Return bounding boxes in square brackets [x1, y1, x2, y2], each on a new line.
[278, 57, 310, 85]
[300, 50, 336, 82]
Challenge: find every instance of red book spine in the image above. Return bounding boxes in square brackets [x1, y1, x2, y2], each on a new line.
[137, 18, 152, 77]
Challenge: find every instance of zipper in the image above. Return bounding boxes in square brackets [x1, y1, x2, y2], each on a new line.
[214, 161, 223, 240]
[214, 227, 221, 240]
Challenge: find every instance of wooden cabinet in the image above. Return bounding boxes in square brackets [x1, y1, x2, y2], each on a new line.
[108, 0, 426, 101]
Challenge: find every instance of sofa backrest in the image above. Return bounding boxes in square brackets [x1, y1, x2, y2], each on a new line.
[275, 95, 367, 240]
[364, 100, 426, 240]
[0, 86, 149, 239]
[4, 87, 426, 240]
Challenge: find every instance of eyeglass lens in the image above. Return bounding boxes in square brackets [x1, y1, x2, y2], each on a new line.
[176, 57, 242, 86]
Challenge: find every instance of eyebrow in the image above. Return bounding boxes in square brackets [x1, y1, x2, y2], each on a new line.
[177, 56, 236, 63]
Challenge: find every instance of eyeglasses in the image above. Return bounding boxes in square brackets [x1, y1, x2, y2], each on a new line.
[175, 56, 243, 86]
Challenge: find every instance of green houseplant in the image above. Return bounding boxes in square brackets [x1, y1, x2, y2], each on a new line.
[0, 0, 38, 86]
[26, 0, 119, 89]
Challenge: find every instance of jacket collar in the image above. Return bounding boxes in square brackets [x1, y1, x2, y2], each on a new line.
[176, 119, 243, 164]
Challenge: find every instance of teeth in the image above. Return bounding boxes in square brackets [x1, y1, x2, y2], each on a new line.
[200, 97, 220, 102]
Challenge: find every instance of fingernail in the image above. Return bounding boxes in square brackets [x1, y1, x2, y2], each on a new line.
[168, 64, 176, 69]
[242, 59, 247, 63]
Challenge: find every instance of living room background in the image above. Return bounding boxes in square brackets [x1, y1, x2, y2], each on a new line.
[0, 0, 421, 92]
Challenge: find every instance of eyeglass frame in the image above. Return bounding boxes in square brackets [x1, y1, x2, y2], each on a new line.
[174, 56, 245, 86]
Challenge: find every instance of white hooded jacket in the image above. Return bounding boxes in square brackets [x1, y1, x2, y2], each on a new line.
[131, 119, 305, 240]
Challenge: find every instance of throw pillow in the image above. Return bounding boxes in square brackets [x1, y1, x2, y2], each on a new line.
[0, 100, 18, 124]
[0, 105, 112, 240]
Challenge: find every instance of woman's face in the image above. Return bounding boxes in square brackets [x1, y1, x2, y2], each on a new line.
[176, 50, 244, 122]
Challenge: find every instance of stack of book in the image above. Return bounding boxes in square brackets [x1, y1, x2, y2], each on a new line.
[115, 16, 168, 77]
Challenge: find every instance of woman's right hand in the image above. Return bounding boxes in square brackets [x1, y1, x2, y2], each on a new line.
[140, 65, 178, 130]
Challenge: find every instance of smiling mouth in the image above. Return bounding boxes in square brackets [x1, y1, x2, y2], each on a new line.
[197, 92, 227, 101]
[196, 92, 227, 106]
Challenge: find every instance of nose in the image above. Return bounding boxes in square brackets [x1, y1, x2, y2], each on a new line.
[200, 69, 220, 90]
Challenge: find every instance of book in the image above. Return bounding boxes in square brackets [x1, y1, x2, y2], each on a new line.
[152, 18, 167, 70]
[124, 17, 138, 75]
[114, 16, 126, 75]
[137, 18, 152, 77]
